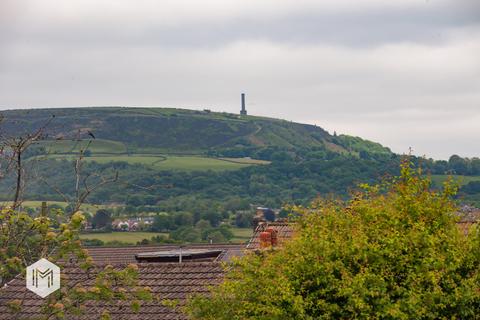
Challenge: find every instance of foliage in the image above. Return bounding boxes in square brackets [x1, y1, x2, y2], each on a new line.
[0, 107, 335, 152]
[170, 227, 202, 243]
[3, 107, 480, 214]
[186, 161, 480, 319]
[0, 151, 401, 208]
[42, 263, 153, 319]
[0, 107, 405, 210]
[461, 181, 480, 194]
[202, 225, 234, 243]
[195, 219, 212, 230]
[136, 234, 177, 245]
[0, 121, 152, 318]
[0, 208, 86, 287]
[235, 212, 253, 228]
[170, 225, 234, 243]
[151, 213, 174, 232]
[81, 238, 105, 246]
[334, 134, 392, 156]
[0, 206, 154, 318]
[91, 209, 112, 230]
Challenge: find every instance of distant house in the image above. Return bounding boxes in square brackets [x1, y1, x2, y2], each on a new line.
[83, 221, 93, 231]
[255, 207, 276, 221]
[252, 207, 277, 229]
[112, 219, 130, 231]
[111, 217, 154, 231]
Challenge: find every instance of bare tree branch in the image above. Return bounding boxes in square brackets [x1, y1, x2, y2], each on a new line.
[0, 115, 54, 210]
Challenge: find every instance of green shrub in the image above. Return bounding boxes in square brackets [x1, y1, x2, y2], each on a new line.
[186, 161, 480, 319]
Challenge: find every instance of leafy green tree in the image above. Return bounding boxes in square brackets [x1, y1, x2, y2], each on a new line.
[235, 212, 253, 228]
[204, 231, 226, 243]
[124, 205, 138, 216]
[216, 225, 234, 240]
[82, 238, 105, 246]
[449, 155, 469, 175]
[202, 225, 234, 243]
[461, 181, 480, 194]
[224, 197, 250, 211]
[201, 212, 222, 227]
[171, 227, 201, 243]
[126, 195, 143, 207]
[195, 219, 212, 230]
[174, 211, 194, 228]
[91, 209, 112, 230]
[471, 158, 480, 175]
[0, 125, 152, 318]
[151, 213, 173, 231]
[186, 161, 480, 319]
[0, 209, 86, 288]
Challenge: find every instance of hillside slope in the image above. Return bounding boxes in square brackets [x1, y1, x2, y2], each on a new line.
[0, 107, 391, 156]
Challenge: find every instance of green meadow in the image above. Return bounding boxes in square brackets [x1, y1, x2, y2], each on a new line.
[42, 154, 264, 171]
[79, 232, 169, 243]
[4, 200, 110, 214]
[37, 139, 127, 154]
[430, 174, 480, 187]
[79, 228, 253, 244]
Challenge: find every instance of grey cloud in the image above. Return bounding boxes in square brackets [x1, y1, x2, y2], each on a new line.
[0, 0, 479, 159]
[1, 1, 479, 49]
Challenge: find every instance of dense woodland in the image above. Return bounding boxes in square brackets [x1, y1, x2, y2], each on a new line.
[2, 145, 480, 207]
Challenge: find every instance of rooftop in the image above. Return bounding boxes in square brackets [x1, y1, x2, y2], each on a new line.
[455, 205, 480, 223]
[0, 262, 224, 320]
[0, 243, 246, 319]
[86, 244, 244, 264]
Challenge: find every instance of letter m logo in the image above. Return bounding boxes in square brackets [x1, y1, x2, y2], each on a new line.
[32, 268, 54, 288]
[26, 258, 61, 298]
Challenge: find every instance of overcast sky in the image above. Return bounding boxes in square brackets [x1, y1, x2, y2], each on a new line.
[1, 0, 479, 159]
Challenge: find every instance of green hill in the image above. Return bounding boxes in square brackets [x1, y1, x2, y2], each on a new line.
[5, 107, 478, 212]
[1, 107, 391, 157]
[1, 107, 479, 242]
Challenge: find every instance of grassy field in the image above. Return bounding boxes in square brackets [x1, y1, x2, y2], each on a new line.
[44, 154, 256, 171]
[33, 138, 271, 171]
[79, 232, 168, 243]
[38, 139, 127, 154]
[79, 228, 253, 244]
[430, 175, 480, 187]
[220, 157, 271, 165]
[48, 155, 165, 166]
[3, 200, 110, 214]
[230, 227, 253, 243]
[155, 156, 252, 171]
